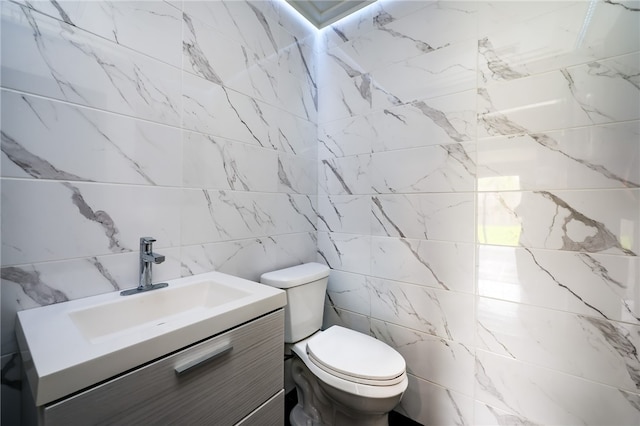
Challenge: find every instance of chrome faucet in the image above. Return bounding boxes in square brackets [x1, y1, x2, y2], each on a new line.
[121, 237, 169, 296]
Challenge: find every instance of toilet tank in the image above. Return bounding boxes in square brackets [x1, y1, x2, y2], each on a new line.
[260, 263, 330, 343]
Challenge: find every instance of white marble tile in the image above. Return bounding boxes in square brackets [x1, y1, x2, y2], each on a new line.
[182, 131, 277, 192]
[317, 71, 373, 123]
[479, 53, 640, 137]
[279, 31, 317, 88]
[395, 374, 474, 426]
[371, 143, 476, 194]
[13, 0, 183, 67]
[180, 237, 277, 282]
[368, 276, 475, 345]
[371, 90, 477, 153]
[478, 121, 640, 191]
[318, 114, 377, 160]
[371, 237, 475, 293]
[479, 0, 640, 84]
[325, 269, 370, 316]
[477, 297, 640, 393]
[274, 194, 317, 234]
[182, 73, 280, 147]
[370, 0, 434, 30]
[475, 350, 640, 425]
[182, 0, 281, 61]
[371, 38, 477, 107]
[1, 1, 182, 125]
[180, 189, 277, 246]
[322, 305, 371, 334]
[1, 179, 181, 266]
[318, 154, 371, 195]
[181, 232, 317, 282]
[278, 112, 317, 157]
[371, 193, 475, 242]
[372, 319, 475, 396]
[474, 401, 536, 426]
[477, 189, 640, 256]
[277, 152, 317, 194]
[317, 195, 370, 234]
[478, 245, 640, 325]
[279, 72, 318, 122]
[1, 90, 182, 186]
[317, 232, 371, 275]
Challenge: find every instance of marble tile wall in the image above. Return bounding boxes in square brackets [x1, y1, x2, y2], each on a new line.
[0, 1, 317, 423]
[318, 0, 640, 424]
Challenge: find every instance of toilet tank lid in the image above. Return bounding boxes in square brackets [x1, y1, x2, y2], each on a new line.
[260, 263, 329, 289]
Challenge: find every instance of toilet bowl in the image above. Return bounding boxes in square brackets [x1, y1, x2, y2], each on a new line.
[260, 263, 408, 426]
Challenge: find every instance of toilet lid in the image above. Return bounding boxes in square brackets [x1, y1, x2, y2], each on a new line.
[306, 326, 406, 384]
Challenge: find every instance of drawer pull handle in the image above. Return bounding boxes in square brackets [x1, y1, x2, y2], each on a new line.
[175, 343, 233, 376]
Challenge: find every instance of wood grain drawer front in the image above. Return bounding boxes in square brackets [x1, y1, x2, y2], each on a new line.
[236, 389, 284, 426]
[43, 310, 284, 426]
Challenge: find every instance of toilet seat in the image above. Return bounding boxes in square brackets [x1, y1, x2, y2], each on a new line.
[306, 326, 406, 386]
[291, 327, 408, 399]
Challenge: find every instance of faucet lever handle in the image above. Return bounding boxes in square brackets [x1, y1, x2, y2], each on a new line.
[140, 237, 156, 244]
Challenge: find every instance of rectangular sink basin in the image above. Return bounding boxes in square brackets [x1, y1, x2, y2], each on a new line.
[16, 271, 286, 407]
[69, 281, 251, 343]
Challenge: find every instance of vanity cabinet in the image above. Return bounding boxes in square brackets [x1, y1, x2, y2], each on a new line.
[38, 309, 284, 425]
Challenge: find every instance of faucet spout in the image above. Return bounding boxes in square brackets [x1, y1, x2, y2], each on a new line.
[120, 237, 169, 296]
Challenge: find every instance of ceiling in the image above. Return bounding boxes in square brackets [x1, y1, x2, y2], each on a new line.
[286, 0, 376, 29]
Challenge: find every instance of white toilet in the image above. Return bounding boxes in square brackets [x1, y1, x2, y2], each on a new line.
[260, 263, 408, 426]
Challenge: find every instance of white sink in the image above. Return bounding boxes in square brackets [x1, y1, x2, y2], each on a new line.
[16, 271, 286, 406]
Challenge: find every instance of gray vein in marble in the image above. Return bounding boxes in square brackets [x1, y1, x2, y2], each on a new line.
[373, 10, 394, 27]
[445, 389, 465, 426]
[442, 143, 476, 178]
[400, 239, 449, 290]
[49, 0, 74, 26]
[426, 290, 453, 340]
[183, 13, 223, 85]
[523, 248, 611, 320]
[479, 322, 516, 358]
[247, 3, 278, 54]
[483, 404, 540, 426]
[21, 94, 49, 129]
[586, 60, 640, 91]
[1, 266, 68, 306]
[294, 36, 318, 110]
[321, 159, 353, 194]
[480, 88, 637, 187]
[479, 37, 528, 81]
[287, 195, 318, 231]
[537, 191, 637, 256]
[530, 133, 639, 188]
[604, 0, 640, 11]
[87, 257, 120, 291]
[21, 5, 90, 104]
[202, 190, 230, 239]
[63, 182, 125, 252]
[356, 74, 372, 105]
[620, 391, 640, 412]
[220, 191, 274, 232]
[561, 69, 615, 123]
[379, 26, 437, 55]
[577, 254, 640, 322]
[1, 131, 85, 181]
[475, 358, 510, 407]
[372, 196, 406, 238]
[581, 316, 640, 390]
[373, 80, 403, 106]
[370, 283, 440, 336]
[331, 27, 349, 43]
[327, 52, 362, 78]
[412, 101, 471, 143]
[383, 108, 406, 124]
[278, 158, 296, 193]
[221, 87, 262, 146]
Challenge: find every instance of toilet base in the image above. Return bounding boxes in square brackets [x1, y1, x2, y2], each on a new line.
[290, 356, 399, 426]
